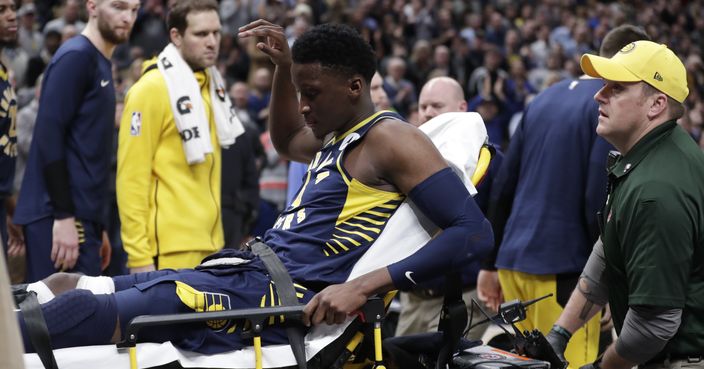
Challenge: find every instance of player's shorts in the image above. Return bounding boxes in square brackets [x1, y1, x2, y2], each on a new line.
[112, 250, 316, 354]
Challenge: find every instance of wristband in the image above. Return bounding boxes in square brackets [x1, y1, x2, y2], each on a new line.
[552, 324, 573, 341]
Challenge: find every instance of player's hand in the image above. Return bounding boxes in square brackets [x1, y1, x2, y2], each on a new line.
[238, 19, 290, 67]
[51, 217, 80, 271]
[130, 264, 156, 274]
[477, 269, 503, 312]
[100, 231, 112, 271]
[303, 282, 368, 326]
[6, 218, 25, 257]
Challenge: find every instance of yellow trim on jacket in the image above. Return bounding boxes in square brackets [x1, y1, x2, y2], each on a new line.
[117, 58, 223, 268]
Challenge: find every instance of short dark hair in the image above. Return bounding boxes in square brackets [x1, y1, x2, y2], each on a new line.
[641, 83, 685, 120]
[45, 29, 62, 41]
[600, 25, 650, 57]
[167, 0, 218, 35]
[291, 23, 376, 83]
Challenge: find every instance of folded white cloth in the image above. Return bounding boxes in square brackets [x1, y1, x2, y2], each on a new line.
[419, 112, 488, 196]
[157, 43, 244, 165]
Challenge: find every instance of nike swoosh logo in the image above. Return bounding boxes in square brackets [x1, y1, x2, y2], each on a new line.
[100, 80, 110, 87]
[404, 271, 417, 285]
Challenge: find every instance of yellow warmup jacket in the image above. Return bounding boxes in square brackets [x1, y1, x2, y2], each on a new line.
[117, 59, 223, 268]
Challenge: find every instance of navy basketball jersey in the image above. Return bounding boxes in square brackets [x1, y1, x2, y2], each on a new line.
[265, 111, 406, 287]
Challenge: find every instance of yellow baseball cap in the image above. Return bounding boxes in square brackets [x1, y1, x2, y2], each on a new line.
[580, 40, 689, 103]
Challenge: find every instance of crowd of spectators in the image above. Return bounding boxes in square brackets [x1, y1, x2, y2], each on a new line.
[6, 0, 704, 279]
[11, 1, 704, 145]
[210, 0, 703, 148]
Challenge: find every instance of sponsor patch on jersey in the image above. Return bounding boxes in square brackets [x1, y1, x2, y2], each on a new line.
[130, 111, 142, 136]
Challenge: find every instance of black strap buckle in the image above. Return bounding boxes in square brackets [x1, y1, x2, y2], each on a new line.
[243, 236, 262, 251]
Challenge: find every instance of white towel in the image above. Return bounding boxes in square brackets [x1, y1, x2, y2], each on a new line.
[419, 112, 488, 196]
[157, 43, 244, 165]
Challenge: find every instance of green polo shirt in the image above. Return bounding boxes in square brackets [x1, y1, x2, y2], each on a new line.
[602, 120, 704, 356]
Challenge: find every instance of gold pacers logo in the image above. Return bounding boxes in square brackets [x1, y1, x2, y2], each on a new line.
[175, 281, 232, 331]
[0, 84, 17, 157]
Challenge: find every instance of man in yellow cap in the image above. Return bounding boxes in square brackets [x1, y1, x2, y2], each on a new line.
[546, 40, 704, 369]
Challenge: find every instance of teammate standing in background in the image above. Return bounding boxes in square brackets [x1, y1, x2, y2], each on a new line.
[118, 0, 243, 273]
[15, 0, 140, 282]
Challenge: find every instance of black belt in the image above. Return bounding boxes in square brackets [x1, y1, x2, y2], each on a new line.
[246, 238, 307, 369]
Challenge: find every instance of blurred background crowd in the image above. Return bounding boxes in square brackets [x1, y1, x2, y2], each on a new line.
[7, 0, 704, 279]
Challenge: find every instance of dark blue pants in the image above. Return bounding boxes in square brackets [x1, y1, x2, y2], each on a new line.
[24, 216, 102, 282]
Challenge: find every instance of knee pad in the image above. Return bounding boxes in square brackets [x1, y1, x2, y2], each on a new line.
[43, 289, 99, 334]
[40, 289, 117, 349]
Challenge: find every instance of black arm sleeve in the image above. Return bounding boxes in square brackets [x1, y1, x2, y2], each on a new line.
[43, 159, 75, 218]
[387, 167, 494, 291]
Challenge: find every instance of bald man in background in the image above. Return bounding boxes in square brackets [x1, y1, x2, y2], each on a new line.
[395, 76, 502, 340]
[417, 77, 467, 124]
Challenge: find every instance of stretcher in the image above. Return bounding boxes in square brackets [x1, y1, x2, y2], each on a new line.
[23, 112, 492, 369]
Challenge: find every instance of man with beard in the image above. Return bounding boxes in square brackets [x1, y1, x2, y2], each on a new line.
[15, 0, 140, 282]
[117, 0, 243, 273]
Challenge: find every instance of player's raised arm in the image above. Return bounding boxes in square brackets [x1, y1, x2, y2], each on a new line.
[239, 19, 322, 163]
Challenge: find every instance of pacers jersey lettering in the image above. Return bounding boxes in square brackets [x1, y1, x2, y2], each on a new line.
[0, 63, 17, 197]
[264, 111, 405, 286]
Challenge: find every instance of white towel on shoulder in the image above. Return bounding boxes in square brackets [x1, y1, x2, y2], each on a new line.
[418, 112, 488, 196]
[157, 43, 244, 165]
